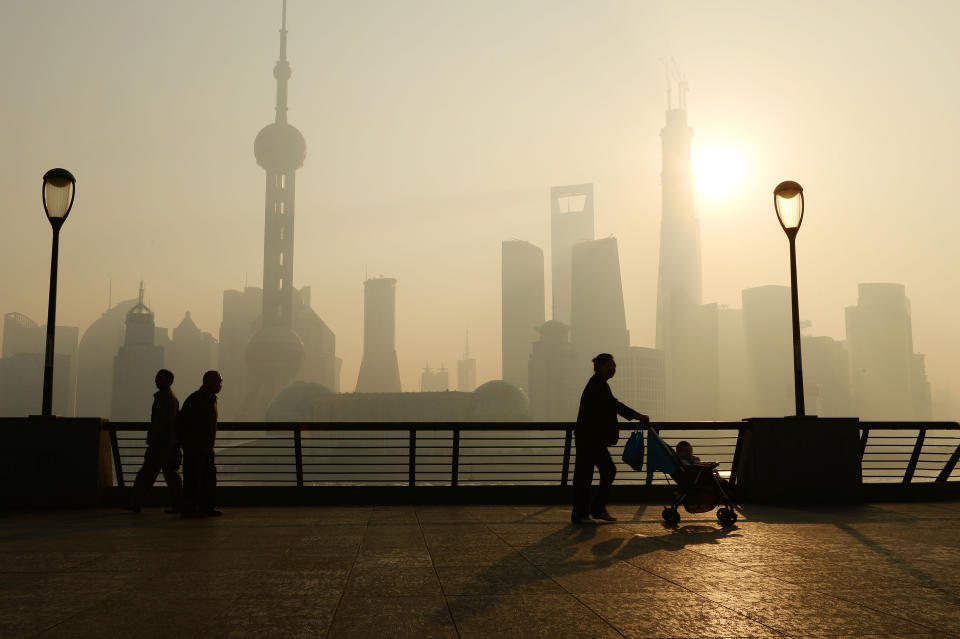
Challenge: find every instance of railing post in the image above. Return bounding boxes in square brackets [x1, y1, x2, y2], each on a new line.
[936, 439, 960, 483]
[451, 428, 460, 487]
[560, 428, 573, 487]
[903, 427, 926, 484]
[294, 426, 304, 488]
[409, 428, 416, 487]
[108, 427, 124, 488]
[859, 427, 870, 462]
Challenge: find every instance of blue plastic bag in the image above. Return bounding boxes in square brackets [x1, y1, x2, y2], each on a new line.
[621, 427, 645, 471]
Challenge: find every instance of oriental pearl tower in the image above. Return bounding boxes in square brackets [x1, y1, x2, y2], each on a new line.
[243, 0, 307, 419]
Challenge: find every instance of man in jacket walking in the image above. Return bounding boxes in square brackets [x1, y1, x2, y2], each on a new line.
[178, 370, 222, 518]
[124, 369, 182, 513]
[571, 353, 649, 524]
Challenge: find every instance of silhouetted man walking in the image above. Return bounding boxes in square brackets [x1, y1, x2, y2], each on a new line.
[179, 370, 222, 518]
[571, 353, 649, 524]
[124, 369, 182, 513]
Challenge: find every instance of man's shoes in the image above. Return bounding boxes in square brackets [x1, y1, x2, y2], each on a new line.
[180, 511, 203, 519]
[591, 511, 618, 522]
[121, 504, 140, 514]
[201, 509, 223, 517]
[163, 508, 180, 514]
[571, 517, 598, 525]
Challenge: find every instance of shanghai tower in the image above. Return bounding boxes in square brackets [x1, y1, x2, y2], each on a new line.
[655, 82, 702, 352]
[244, 0, 307, 418]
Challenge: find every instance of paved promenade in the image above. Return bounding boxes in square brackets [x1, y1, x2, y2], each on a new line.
[2, 502, 959, 638]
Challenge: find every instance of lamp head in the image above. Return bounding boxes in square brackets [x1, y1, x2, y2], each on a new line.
[774, 180, 804, 238]
[42, 168, 76, 228]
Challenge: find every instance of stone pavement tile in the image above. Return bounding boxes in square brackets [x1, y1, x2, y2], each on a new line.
[580, 591, 778, 638]
[361, 524, 425, 549]
[0, 551, 105, 573]
[427, 543, 519, 566]
[702, 588, 932, 636]
[0, 571, 134, 600]
[344, 565, 443, 598]
[369, 507, 419, 524]
[541, 561, 687, 594]
[448, 593, 622, 639]
[328, 594, 457, 639]
[29, 596, 231, 639]
[123, 569, 247, 600]
[0, 594, 104, 639]
[236, 568, 349, 598]
[354, 545, 434, 567]
[204, 595, 341, 639]
[435, 558, 564, 595]
[828, 586, 960, 634]
[68, 550, 194, 573]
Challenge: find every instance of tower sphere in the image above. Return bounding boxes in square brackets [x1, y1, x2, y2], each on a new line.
[245, 325, 305, 384]
[254, 122, 306, 172]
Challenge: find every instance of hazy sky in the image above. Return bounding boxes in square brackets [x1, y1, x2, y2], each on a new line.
[1, 0, 958, 397]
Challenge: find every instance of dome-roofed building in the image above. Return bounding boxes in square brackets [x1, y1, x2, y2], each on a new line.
[265, 382, 332, 422]
[77, 298, 137, 417]
[469, 380, 530, 422]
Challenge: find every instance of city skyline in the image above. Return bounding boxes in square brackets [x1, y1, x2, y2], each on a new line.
[1, 1, 958, 404]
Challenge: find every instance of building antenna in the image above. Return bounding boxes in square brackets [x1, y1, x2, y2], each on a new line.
[463, 329, 471, 359]
[660, 58, 671, 109]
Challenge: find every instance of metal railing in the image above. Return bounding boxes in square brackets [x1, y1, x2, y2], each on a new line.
[105, 420, 960, 489]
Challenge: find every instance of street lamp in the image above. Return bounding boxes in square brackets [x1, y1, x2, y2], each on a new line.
[774, 180, 806, 417]
[40, 168, 76, 417]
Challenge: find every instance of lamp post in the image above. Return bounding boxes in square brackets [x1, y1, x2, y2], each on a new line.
[40, 168, 76, 417]
[774, 180, 806, 417]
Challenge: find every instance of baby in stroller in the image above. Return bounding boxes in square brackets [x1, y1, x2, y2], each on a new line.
[650, 432, 738, 527]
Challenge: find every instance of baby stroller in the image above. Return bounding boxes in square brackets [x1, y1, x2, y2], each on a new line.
[647, 429, 738, 527]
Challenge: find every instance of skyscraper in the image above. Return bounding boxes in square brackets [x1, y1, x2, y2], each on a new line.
[356, 277, 402, 393]
[550, 184, 594, 324]
[845, 283, 929, 420]
[501, 240, 545, 392]
[111, 283, 164, 421]
[457, 332, 477, 392]
[654, 83, 703, 418]
[655, 85, 702, 349]
[569, 237, 629, 366]
[742, 285, 793, 417]
[169, 311, 217, 390]
[528, 320, 577, 421]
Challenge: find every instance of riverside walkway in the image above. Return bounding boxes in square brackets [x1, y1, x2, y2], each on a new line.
[2, 502, 959, 638]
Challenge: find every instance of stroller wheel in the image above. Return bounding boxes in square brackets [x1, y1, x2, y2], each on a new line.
[662, 507, 680, 526]
[717, 508, 737, 527]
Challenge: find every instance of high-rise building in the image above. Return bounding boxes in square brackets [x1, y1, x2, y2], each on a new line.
[168, 311, 217, 391]
[501, 240, 545, 392]
[356, 277, 402, 393]
[0, 313, 74, 416]
[654, 83, 703, 418]
[609, 346, 667, 421]
[569, 237, 629, 366]
[845, 283, 929, 420]
[801, 335, 851, 417]
[457, 332, 477, 393]
[111, 283, 164, 420]
[550, 184, 594, 324]
[716, 305, 750, 420]
[292, 287, 341, 393]
[218, 286, 262, 420]
[742, 285, 793, 417]
[420, 365, 449, 392]
[527, 320, 578, 422]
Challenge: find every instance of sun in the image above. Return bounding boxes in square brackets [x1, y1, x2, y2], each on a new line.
[692, 142, 747, 200]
